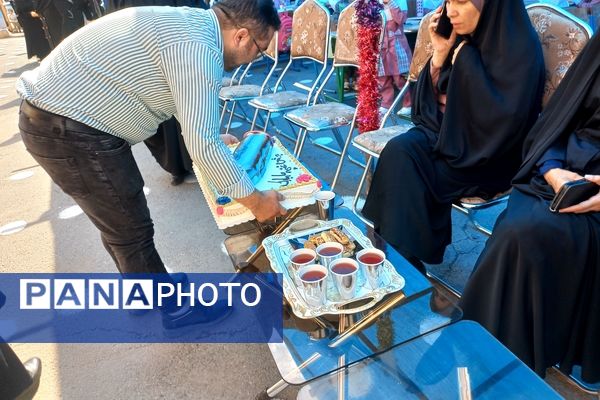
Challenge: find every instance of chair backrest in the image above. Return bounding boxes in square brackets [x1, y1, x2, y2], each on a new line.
[408, 11, 434, 83]
[526, 3, 593, 108]
[333, 1, 359, 67]
[379, 11, 433, 125]
[269, 0, 330, 103]
[265, 30, 279, 62]
[311, 1, 384, 103]
[259, 30, 280, 95]
[290, 0, 331, 63]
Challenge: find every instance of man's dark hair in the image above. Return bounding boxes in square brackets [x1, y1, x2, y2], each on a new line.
[214, 0, 281, 40]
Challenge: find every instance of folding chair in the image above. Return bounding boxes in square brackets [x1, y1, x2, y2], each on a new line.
[452, 2, 593, 235]
[284, 0, 384, 190]
[221, 65, 242, 88]
[218, 31, 279, 134]
[350, 12, 434, 226]
[247, 0, 331, 135]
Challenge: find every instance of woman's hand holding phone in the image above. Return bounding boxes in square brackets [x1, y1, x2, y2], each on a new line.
[429, 6, 456, 68]
[558, 175, 600, 214]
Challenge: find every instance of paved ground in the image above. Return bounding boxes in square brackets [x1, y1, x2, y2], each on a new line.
[0, 33, 595, 399]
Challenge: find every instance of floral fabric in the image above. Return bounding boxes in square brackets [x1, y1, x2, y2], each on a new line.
[334, 3, 359, 66]
[291, 0, 330, 62]
[408, 12, 434, 82]
[353, 122, 413, 155]
[285, 103, 356, 130]
[527, 5, 592, 107]
[248, 91, 309, 111]
[219, 84, 261, 101]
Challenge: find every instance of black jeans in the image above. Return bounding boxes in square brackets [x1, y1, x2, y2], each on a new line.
[18, 101, 166, 274]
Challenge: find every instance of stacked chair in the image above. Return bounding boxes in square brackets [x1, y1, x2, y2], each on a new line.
[284, 0, 384, 190]
[247, 0, 331, 136]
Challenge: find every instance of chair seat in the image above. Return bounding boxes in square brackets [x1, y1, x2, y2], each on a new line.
[221, 77, 238, 87]
[219, 84, 261, 101]
[352, 122, 414, 156]
[248, 91, 309, 111]
[458, 188, 512, 209]
[284, 103, 356, 131]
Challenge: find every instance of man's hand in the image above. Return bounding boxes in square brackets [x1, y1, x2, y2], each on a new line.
[543, 168, 583, 194]
[236, 190, 287, 222]
[559, 174, 600, 214]
[220, 134, 239, 146]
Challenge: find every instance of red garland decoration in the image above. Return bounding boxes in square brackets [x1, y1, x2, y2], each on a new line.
[356, 1, 383, 134]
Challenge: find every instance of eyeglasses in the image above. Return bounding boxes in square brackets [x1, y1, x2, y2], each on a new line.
[219, 6, 268, 59]
[248, 33, 267, 59]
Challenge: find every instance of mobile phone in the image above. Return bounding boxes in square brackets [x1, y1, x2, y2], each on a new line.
[435, 2, 453, 39]
[549, 178, 599, 212]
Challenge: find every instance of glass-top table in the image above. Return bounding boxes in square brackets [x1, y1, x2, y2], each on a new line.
[223, 206, 462, 396]
[297, 321, 562, 399]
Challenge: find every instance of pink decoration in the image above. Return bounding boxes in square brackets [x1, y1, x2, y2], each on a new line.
[356, 0, 383, 133]
[296, 174, 311, 183]
[216, 206, 224, 216]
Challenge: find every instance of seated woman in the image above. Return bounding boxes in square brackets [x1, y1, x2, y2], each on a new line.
[461, 33, 600, 383]
[361, 0, 545, 269]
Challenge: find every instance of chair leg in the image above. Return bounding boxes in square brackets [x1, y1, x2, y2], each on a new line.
[352, 155, 371, 214]
[331, 121, 357, 190]
[250, 108, 259, 131]
[331, 127, 345, 150]
[294, 128, 309, 158]
[225, 101, 237, 135]
[263, 111, 272, 131]
[219, 101, 229, 126]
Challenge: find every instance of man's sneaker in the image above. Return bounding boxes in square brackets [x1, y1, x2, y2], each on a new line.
[162, 299, 233, 337]
[129, 272, 188, 317]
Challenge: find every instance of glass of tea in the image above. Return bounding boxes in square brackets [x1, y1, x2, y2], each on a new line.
[316, 241, 344, 268]
[289, 248, 317, 285]
[356, 248, 386, 289]
[329, 258, 359, 300]
[298, 264, 329, 307]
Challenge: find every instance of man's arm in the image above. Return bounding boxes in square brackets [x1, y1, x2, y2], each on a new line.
[161, 43, 285, 221]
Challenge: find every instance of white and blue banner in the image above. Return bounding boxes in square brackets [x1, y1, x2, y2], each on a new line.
[0, 273, 283, 343]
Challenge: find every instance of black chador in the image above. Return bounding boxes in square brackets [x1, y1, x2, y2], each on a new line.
[362, 0, 545, 264]
[462, 32, 600, 383]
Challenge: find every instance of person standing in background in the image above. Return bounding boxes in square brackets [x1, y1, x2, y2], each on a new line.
[378, 0, 412, 115]
[10, 0, 52, 59]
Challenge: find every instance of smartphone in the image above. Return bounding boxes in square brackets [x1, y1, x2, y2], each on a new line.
[549, 178, 599, 212]
[435, 1, 453, 39]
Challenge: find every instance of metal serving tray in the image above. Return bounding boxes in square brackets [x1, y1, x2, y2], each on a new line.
[262, 218, 405, 319]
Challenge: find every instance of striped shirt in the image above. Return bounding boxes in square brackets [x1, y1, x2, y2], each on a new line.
[16, 6, 255, 199]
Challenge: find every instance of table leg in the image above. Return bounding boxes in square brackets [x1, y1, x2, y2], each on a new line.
[266, 378, 289, 398]
[337, 314, 348, 400]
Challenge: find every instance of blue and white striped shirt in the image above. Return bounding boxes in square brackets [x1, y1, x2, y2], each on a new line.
[16, 6, 255, 199]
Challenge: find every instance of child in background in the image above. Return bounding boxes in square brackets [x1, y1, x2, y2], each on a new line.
[378, 0, 412, 115]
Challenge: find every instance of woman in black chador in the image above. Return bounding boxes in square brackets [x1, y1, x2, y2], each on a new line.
[462, 33, 600, 383]
[361, 0, 545, 268]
